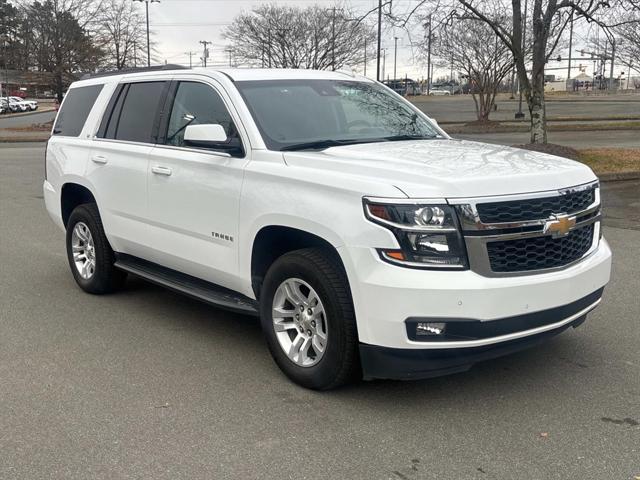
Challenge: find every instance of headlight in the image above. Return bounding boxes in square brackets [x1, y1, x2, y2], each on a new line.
[364, 199, 468, 269]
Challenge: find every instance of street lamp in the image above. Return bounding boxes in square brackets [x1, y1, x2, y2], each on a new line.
[393, 36, 399, 81]
[133, 0, 160, 68]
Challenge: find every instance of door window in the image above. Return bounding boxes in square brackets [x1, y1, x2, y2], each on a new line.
[165, 82, 242, 155]
[103, 81, 167, 143]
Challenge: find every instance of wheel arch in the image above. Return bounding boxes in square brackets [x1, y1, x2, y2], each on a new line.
[60, 182, 99, 228]
[249, 224, 346, 300]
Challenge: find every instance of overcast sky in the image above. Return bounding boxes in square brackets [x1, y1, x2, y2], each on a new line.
[148, 0, 446, 80]
[146, 0, 634, 81]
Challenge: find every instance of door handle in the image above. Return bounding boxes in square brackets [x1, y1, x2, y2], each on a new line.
[151, 166, 172, 176]
[91, 155, 108, 164]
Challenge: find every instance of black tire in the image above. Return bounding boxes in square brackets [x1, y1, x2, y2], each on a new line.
[260, 248, 360, 390]
[65, 203, 126, 294]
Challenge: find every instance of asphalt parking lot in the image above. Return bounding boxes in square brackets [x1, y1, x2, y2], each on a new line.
[1, 143, 638, 479]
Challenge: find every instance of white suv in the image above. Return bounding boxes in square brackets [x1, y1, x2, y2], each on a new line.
[9, 96, 38, 111]
[44, 67, 612, 389]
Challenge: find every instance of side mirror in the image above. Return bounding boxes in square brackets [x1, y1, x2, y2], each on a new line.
[184, 124, 228, 145]
[431, 118, 439, 127]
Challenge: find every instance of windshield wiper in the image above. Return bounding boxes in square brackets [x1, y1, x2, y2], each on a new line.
[280, 138, 381, 151]
[383, 134, 438, 142]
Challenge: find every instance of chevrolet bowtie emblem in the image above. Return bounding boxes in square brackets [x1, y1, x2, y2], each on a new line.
[543, 213, 576, 238]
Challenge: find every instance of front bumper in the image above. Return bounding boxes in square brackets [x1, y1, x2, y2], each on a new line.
[339, 237, 611, 350]
[359, 288, 601, 380]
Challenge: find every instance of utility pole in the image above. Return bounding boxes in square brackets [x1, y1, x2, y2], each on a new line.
[450, 52, 454, 82]
[381, 48, 386, 81]
[567, 11, 574, 81]
[602, 42, 608, 89]
[228, 49, 233, 67]
[426, 15, 432, 95]
[199, 40, 212, 67]
[133, 40, 137, 68]
[609, 38, 615, 90]
[393, 36, 399, 81]
[133, 0, 160, 67]
[186, 51, 195, 68]
[376, 0, 382, 81]
[515, 0, 528, 119]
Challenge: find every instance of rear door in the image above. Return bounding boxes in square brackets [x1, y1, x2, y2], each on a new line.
[145, 78, 249, 289]
[88, 80, 169, 257]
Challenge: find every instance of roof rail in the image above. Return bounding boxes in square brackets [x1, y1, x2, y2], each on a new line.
[81, 64, 189, 80]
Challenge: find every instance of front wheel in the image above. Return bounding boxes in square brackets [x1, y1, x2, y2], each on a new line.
[260, 248, 360, 390]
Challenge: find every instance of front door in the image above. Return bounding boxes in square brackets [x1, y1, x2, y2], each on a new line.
[145, 79, 248, 291]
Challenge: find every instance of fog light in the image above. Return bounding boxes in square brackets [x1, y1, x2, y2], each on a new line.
[416, 322, 446, 336]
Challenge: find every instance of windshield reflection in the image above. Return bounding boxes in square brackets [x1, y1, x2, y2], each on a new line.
[236, 79, 442, 151]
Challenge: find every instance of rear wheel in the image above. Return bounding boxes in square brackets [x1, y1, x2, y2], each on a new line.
[260, 248, 359, 390]
[65, 203, 126, 294]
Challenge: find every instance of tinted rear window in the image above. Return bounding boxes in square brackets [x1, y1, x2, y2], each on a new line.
[113, 82, 166, 143]
[53, 85, 103, 137]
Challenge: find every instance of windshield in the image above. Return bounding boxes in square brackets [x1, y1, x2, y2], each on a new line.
[235, 79, 442, 151]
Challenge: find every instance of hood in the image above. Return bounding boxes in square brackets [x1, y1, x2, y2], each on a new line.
[283, 139, 597, 198]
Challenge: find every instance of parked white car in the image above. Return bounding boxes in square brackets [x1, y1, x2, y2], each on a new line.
[1, 96, 28, 112]
[10, 96, 38, 111]
[429, 88, 451, 96]
[44, 67, 611, 389]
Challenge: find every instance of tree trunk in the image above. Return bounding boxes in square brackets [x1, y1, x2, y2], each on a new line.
[522, 1, 549, 144]
[527, 70, 547, 143]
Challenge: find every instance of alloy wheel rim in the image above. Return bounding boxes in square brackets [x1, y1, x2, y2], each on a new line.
[71, 222, 96, 280]
[272, 278, 328, 367]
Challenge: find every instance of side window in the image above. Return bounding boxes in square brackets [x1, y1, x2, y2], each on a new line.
[165, 82, 241, 154]
[53, 84, 103, 137]
[104, 81, 166, 143]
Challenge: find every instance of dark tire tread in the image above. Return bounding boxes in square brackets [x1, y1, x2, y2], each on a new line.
[66, 203, 126, 294]
[261, 247, 360, 390]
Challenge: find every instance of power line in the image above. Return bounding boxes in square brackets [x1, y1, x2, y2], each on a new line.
[151, 22, 232, 26]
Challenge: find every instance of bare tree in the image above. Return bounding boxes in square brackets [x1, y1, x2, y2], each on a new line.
[224, 4, 376, 71]
[433, 16, 513, 121]
[612, 10, 640, 87]
[95, 0, 147, 70]
[24, 0, 104, 100]
[388, 0, 640, 144]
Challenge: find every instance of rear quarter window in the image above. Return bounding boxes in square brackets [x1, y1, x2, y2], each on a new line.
[53, 84, 104, 137]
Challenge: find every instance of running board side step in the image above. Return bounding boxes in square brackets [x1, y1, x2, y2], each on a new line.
[114, 254, 259, 316]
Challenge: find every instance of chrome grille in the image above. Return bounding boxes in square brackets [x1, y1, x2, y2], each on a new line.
[452, 181, 601, 277]
[476, 187, 596, 223]
[486, 224, 595, 272]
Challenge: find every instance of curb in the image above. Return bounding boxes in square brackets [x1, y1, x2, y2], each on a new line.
[439, 116, 640, 125]
[0, 136, 49, 143]
[598, 171, 640, 182]
[0, 108, 55, 119]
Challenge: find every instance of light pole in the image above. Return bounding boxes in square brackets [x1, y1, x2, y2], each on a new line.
[133, 0, 160, 68]
[393, 36, 399, 81]
[515, 0, 528, 119]
[381, 48, 387, 81]
[425, 15, 432, 95]
[376, 0, 382, 81]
